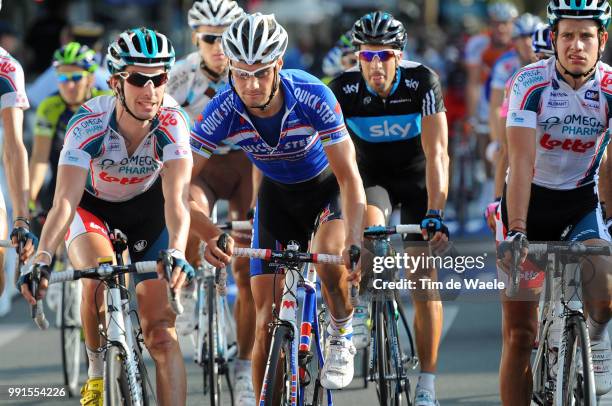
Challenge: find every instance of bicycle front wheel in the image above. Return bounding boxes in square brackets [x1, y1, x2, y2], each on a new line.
[263, 324, 293, 406]
[104, 345, 133, 406]
[559, 314, 596, 406]
[61, 280, 85, 397]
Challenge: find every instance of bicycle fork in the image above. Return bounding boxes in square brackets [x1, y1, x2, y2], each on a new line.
[106, 285, 144, 405]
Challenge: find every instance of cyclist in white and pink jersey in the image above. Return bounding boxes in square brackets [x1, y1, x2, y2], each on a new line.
[18, 28, 193, 405]
[498, 1, 612, 403]
[0, 0, 37, 297]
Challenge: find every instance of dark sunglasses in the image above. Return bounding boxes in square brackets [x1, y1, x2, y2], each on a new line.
[57, 71, 89, 83]
[119, 71, 169, 88]
[356, 49, 399, 62]
[196, 32, 223, 45]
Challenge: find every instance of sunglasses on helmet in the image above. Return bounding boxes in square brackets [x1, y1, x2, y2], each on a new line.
[196, 32, 223, 45]
[117, 71, 169, 88]
[355, 49, 400, 62]
[57, 71, 90, 83]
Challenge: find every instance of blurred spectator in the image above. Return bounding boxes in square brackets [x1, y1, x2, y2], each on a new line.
[24, 0, 70, 75]
[26, 22, 110, 108]
[0, 21, 18, 55]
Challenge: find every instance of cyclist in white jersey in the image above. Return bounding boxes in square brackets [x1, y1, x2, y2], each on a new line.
[166, 1, 257, 404]
[499, 1, 612, 403]
[18, 28, 193, 406]
[0, 0, 36, 297]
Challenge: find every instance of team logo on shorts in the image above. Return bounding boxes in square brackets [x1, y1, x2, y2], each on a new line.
[134, 240, 147, 252]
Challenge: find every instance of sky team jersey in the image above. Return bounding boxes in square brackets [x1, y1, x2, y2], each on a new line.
[506, 57, 612, 190]
[0, 47, 29, 111]
[59, 95, 192, 202]
[328, 60, 445, 171]
[167, 52, 228, 122]
[490, 49, 520, 91]
[190, 69, 349, 184]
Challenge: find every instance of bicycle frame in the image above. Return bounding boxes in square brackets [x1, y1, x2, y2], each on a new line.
[259, 261, 332, 406]
[531, 244, 599, 405]
[104, 275, 146, 405]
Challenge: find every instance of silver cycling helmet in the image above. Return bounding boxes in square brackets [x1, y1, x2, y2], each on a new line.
[513, 13, 543, 38]
[222, 13, 288, 65]
[188, 0, 244, 28]
[488, 2, 519, 22]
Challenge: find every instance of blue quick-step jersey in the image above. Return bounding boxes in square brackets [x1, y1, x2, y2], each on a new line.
[190, 69, 349, 184]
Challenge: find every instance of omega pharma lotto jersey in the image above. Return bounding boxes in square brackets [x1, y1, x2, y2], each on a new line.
[506, 57, 611, 190]
[59, 95, 192, 202]
[190, 69, 349, 184]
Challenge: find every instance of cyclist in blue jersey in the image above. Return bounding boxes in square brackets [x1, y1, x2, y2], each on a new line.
[191, 13, 366, 399]
[499, 1, 612, 403]
[18, 28, 193, 405]
[328, 12, 449, 406]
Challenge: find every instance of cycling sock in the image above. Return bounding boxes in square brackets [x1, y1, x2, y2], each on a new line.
[417, 372, 436, 395]
[587, 317, 609, 342]
[235, 358, 252, 379]
[86, 346, 105, 378]
[327, 311, 354, 339]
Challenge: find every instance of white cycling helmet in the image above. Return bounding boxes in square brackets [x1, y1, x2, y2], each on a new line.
[222, 13, 288, 65]
[107, 27, 175, 74]
[488, 2, 519, 22]
[513, 13, 542, 38]
[188, 0, 244, 28]
[547, 0, 611, 28]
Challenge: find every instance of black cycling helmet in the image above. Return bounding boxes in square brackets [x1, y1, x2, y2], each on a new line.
[351, 11, 407, 50]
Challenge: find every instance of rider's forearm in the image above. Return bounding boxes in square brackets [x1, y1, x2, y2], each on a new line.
[165, 188, 190, 254]
[29, 163, 49, 204]
[422, 114, 449, 211]
[494, 127, 508, 199]
[36, 199, 76, 264]
[2, 108, 29, 220]
[506, 155, 533, 233]
[189, 200, 222, 242]
[339, 177, 366, 247]
[600, 149, 612, 211]
[425, 154, 449, 211]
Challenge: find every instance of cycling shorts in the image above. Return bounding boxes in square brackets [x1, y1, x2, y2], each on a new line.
[495, 182, 611, 289]
[251, 168, 342, 276]
[66, 178, 168, 284]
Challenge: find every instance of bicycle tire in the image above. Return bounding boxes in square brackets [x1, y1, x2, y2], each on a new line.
[386, 301, 411, 406]
[375, 300, 391, 405]
[301, 312, 325, 406]
[61, 280, 84, 397]
[206, 277, 222, 406]
[559, 314, 596, 406]
[263, 324, 293, 406]
[104, 345, 133, 406]
[131, 326, 150, 406]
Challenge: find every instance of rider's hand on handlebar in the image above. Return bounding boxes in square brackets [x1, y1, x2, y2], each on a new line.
[10, 221, 38, 262]
[156, 249, 194, 291]
[17, 263, 50, 305]
[496, 230, 529, 274]
[204, 233, 234, 268]
[343, 243, 361, 284]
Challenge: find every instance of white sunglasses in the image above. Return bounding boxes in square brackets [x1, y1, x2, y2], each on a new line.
[229, 62, 276, 80]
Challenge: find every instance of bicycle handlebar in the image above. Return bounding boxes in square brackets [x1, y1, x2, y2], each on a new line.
[0, 239, 12, 248]
[31, 261, 158, 330]
[364, 224, 421, 237]
[232, 247, 344, 265]
[529, 242, 611, 257]
[217, 221, 253, 231]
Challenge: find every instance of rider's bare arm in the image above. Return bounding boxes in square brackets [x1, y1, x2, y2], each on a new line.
[421, 112, 449, 211]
